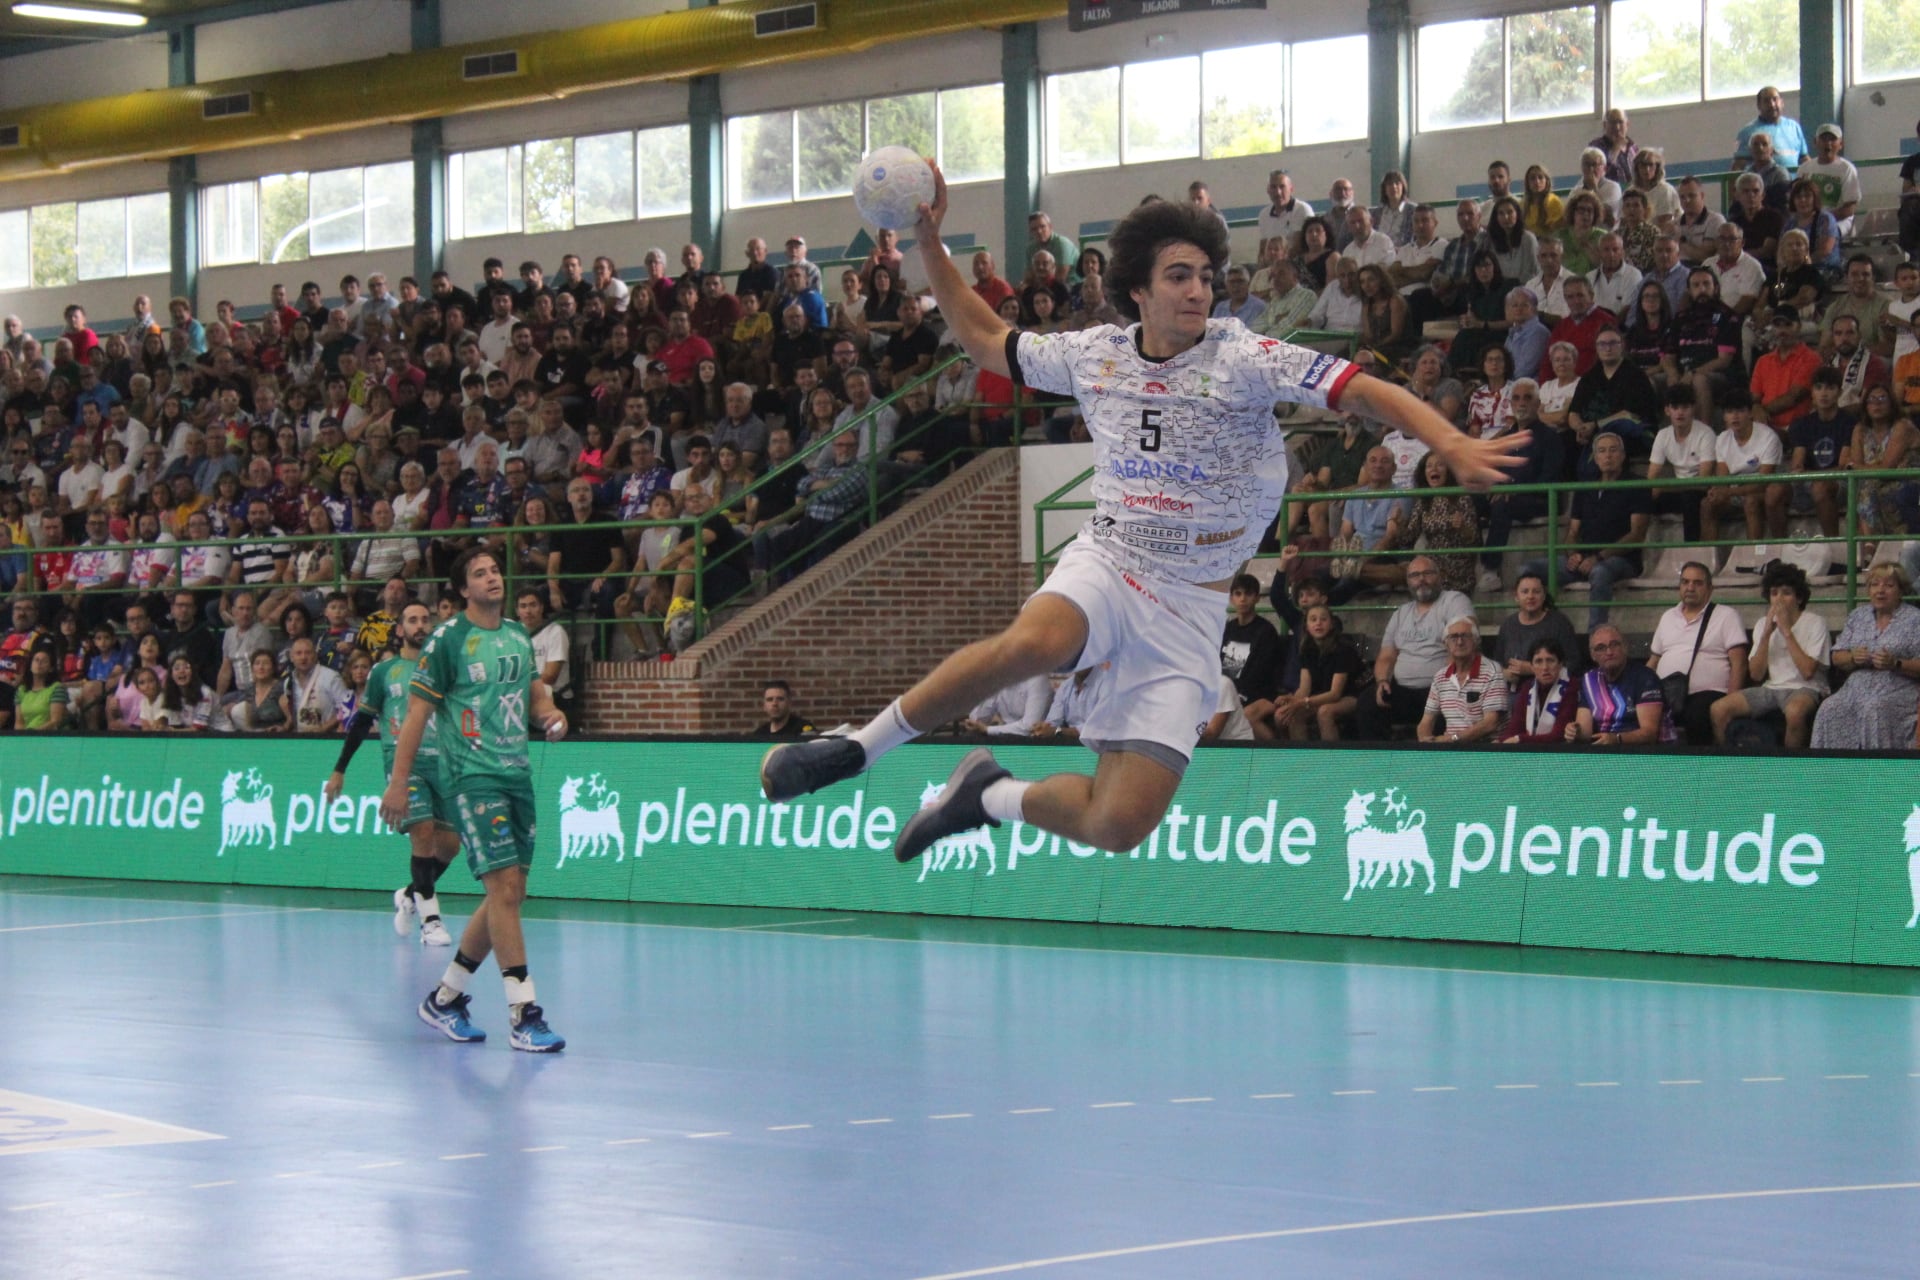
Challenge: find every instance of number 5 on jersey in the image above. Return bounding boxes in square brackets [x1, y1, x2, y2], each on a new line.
[1139, 407, 1162, 452]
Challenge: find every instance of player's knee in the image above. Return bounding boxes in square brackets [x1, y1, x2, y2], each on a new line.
[486, 870, 527, 908]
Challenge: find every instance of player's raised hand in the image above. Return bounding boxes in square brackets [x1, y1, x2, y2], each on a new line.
[1431, 427, 1535, 491]
[913, 160, 949, 246]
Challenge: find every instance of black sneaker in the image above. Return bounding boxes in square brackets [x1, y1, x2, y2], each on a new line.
[760, 735, 868, 802]
[895, 748, 1009, 865]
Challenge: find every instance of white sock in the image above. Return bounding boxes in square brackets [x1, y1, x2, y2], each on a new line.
[850, 699, 920, 765]
[435, 962, 471, 1005]
[416, 894, 441, 921]
[504, 975, 536, 1012]
[980, 778, 1031, 825]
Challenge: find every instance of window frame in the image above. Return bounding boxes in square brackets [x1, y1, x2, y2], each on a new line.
[1415, 6, 1599, 133]
[198, 164, 412, 267]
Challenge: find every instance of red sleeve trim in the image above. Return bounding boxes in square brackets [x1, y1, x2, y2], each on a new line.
[1324, 361, 1363, 411]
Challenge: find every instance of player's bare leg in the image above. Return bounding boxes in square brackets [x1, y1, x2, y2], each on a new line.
[760, 596, 1087, 800]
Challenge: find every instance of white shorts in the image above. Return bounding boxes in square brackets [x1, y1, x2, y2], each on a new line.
[1030, 536, 1230, 775]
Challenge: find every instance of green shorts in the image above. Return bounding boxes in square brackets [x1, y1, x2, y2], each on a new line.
[454, 782, 538, 879]
[397, 766, 457, 835]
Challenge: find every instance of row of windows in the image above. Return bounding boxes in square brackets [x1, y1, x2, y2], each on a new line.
[447, 124, 692, 240]
[725, 85, 1003, 210]
[0, 194, 170, 291]
[201, 162, 413, 267]
[1043, 38, 1370, 173]
[2, 0, 1916, 291]
[1419, 0, 1918, 131]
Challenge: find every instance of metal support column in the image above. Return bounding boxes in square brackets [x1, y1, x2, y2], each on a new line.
[1367, 0, 1412, 194]
[167, 26, 198, 308]
[410, 0, 443, 281]
[1798, 0, 1845, 139]
[1002, 23, 1041, 274]
[689, 75, 724, 259]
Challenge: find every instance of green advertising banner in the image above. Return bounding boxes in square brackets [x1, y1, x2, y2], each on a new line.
[2, 738, 1916, 969]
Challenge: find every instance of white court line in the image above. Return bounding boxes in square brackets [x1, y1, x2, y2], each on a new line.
[191, 1180, 236, 1189]
[1826, 1074, 1868, 1080]
[928, 1113, 972, 1120]
[1576, 1081, 1619, 1088]
[849, 1118, 894, 1125]
[1743, 1077, 1785, 1083]
[6, 1202, 60, 1213]
[1413, 1086, 1457, 1093]
[439, 1153, 486, 1161]
[0, 882, 123, 895]
[723, 917, 860, 931]
[1089, 1102, 1135, 1109]
[185, 900, 1920, 1003]
[686, 1131, 730, 1139]
[906, 1181, 1920, 1279]
[357, 1161, 404, 1169]
[389, 1271, 470, 1280]
[1008, 1108, 1052, 1115]
[1494, 1084, 1539, 1090]
[767, 1124, 813, 1131]
[521, 1146, 565, 1153]
[1332, 1090, 1375, 1096]
[1250, 1093, 1294, 1099]
[1659, 1080, 1703, 1086]
[1169, 1097, 1213, 1104]
[604, 1138, 649, 1146]
[0, 907, 319, 934]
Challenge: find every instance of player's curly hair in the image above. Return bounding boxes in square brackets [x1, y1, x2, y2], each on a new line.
[1104, 199, 1231, 323]
[447, 546, 502, 602]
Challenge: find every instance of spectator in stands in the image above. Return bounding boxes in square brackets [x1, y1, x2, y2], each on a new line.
[1466, 346, 1515, 438]
[1588, 232, 1643, 319]
[283, 635, 345, 734]
[1849, 384, 1916, 544]
[1570, 148, 1622, 227]
[1501, 637, 1577, 744]
[158, 587, 219, 691]
[1361, 555, 1471, 739]
[735, 237, 778, 307]
[1811, 564, 1920, 748]
[227, 649, 287, 733]
[1669, 266, 1742, 422]
[1751, 306, 1819, 434]
[1024, 212, 1079, 280]
[1342, 206, 1395, 271]
[1647, 235, 1690, 310]
[1417, 616, 1506, 744]
[1538, 276, 1612, 379]
[13, 647, 67, 731]
[969, 250, 1015, 314]
[1521, 235, 1571, 325]
[1650, 561, 1749, 744]
[960, 672, 1053, 737]
[1705, 385, 1787, 542]
[1734, 85, 1808, 168]
[1354, 266, 1412, 371]
[1308, 258, 1364, 337]
[1727, 172, 1784, 271]
[1295, 215, 1341, 293]
[751, 680, 815, 737]
[1570, 625, 1673, 745]
[1789, 367, 1853, 551]
[1274, 604, 1361, 741]
[1325, 178, 1359, 247]
[1219, 573, 1281, 739]
[1211, 266, 1264, 328]
[1825, 314, 1891, 410]
[1569, 327, 1659, 460]
[1484, 197, 1538, 285]
[1494, 570, 1576, 679]
[1328, 447, 1409, 604]
[1369, 170, 1413, 245]
[1258, 168, 1313, 257]
[1446, 251, 1512, 375]
[1478, 381, 1563, 589]
[1502, 288, 1551, 385]
[1709, 561, 1829, 748]
[1520, 165, 1564, 236]
[1400, 453, 1482, 597]
[1822, 257, 1892, 360]
[1558, 192, 1606, 276]
[1784, 180, 1844, 284]
[1647, 385, 1716, 543]
[750, 430, 867, 586]
[1544, 432, 1649, 629]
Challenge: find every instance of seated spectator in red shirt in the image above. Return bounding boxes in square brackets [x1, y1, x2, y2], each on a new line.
[1537, 276, 1615, 379]
[656, 310, 715, 386]
[970, 250, 1016, 313]
[1750, 305, 1823, 429]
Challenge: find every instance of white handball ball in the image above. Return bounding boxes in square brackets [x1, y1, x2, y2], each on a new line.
[852, 146, 935, 232]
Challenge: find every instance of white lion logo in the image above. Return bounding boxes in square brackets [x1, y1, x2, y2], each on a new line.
[558, 774, 625, 866]
[1342, 787, 1434, 900]
[218, 768, 276, 857]
[1904, 804, 1920, 929]
[915, 780, 996, 883]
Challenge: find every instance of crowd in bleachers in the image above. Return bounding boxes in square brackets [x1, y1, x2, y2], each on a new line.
[1, 87, 1917, 749]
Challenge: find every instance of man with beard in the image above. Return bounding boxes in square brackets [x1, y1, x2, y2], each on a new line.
[1359, 554, 1474, 740]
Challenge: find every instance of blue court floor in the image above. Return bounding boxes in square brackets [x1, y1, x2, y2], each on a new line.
[3, 875, 1918, 1280]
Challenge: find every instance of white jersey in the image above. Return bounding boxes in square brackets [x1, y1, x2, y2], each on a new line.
[1012, 321, 1359, 584]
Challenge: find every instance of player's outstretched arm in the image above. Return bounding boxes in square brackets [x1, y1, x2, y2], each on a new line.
[1339, 374, 1532, 490]
[912, 161, 1013, 380]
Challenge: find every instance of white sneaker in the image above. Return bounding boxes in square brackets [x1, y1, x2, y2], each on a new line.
[420, 916, 453, 947]
[1476, 570, 1503, 596]
[392, 886, 417, 937]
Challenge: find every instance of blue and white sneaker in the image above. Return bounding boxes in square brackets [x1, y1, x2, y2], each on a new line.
[392, 886, 418, 937]
[418, 990, 486, 1042]
[509, 1004, 566, 1053]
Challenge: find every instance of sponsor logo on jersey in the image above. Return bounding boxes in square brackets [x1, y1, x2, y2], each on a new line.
[1256, 339, 1281, 351]
[1110, 458, 1211, 482]
[1123, 492, 1196, 515]
[1300, 353, 1339, 390]
[1120, 571, 1163, 605]
[1142, 381, 1169, 394]
[1195, 526, 1247, 546]
[1107, 334, 1129, 346]
[1119, 523, 1189, 555]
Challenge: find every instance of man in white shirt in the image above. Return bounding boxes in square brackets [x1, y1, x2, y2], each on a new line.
[1387, 205, 1449, 298]
[106, 402, 150, 461]
[1587, 233, 1644, 317]
[1523, 236, 1571, 324]
[829, 368, 899, 464]
[593, 256, 631, 315]
[519, 587, 570, 704]
[1649, 562, 1749, 744]
[1342, 206, 1396, 269]
[285, 635, 350, 733]
[1707, 226, 1768, 318]
[1646, 385, 1718, 543]
[56, 436, 106, 516]
[1324, 179, 1359, 249]
[1309, 259, 1365, 334]
[1256, 168, 1312, 257]
[1798, 123, 1861, 234]
[476, 290, 518, 365]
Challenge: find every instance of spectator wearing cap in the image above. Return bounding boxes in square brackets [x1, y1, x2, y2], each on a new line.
[783, 237, 823, 295]
[1798, 123, 1861, 235]
[1416, 616, 1506, 744]
[1750, 306, 1821, 430]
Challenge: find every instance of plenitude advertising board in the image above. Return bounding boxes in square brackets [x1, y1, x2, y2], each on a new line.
[1, 738, 1914, 968]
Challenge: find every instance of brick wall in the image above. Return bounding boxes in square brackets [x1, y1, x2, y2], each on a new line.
[584, 448, 1030, 734]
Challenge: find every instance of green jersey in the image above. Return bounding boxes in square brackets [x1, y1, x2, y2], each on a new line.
[411, 613, 537, 788]
[362, 652, 439, 775]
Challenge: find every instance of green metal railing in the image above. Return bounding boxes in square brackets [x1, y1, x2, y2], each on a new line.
[1035, 465, 1920, 616]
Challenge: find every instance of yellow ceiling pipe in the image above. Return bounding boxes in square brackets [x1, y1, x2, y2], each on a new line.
[0, 0, 1067, 183]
